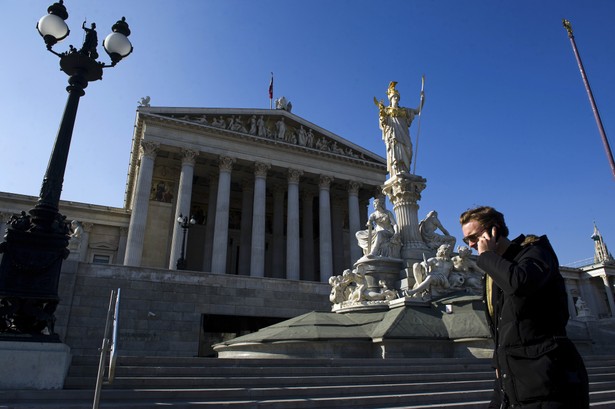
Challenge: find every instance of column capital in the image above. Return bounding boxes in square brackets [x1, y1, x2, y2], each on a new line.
[181, 148, 199, 166]
[219, 156, 235, 172]
[288, 168, 303, 184]
[348, 181, 362, 195]
[140, 140, 160, 158]
[382, 174, 426, 205]
[319, 175, 333, 189]
[254, 162, 271, 177]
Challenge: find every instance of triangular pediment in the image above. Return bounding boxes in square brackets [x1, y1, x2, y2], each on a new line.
[137, 107, 385, 167]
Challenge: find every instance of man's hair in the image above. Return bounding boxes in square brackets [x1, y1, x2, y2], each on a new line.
[459, 206, 509, 238]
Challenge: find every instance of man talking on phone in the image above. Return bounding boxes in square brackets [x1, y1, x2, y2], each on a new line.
[459, 206, 588, 409]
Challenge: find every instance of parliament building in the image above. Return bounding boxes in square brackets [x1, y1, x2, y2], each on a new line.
[1, 103, 614, 358]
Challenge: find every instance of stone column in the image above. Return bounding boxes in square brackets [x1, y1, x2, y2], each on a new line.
[124, 141, 159, 266]
[0, 213, 8, 263]
[286, 169, 303, 280]
[301, 191, 315, 281]
[601, 275, 615, 317]
[359, 198, 369, 229]
[238, 179, 254, 276]
[211, 156, 234, 274]
[347, 181, 363, 264]
[250, 162, 270, 277]
[0, 212, 10, 237]
[272, 186, 285, 278]
[318, 175, 333, 282]
[202, 174, 218, 272]
[80, 222, 93, 262]
[169, 149, 198, 269]
[381, 174, 429, 263]
[117, 227, 128, 264]
[331, 198, 345, 274]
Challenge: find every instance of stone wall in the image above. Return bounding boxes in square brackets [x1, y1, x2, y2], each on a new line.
[55, 263, 331, 357]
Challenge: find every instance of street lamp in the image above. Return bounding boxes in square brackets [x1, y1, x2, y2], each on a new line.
[176, 214, 196, 270]
[0, 1, 132, 339]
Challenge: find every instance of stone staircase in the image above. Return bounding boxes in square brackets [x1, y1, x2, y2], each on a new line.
[2, 355, 615, 408]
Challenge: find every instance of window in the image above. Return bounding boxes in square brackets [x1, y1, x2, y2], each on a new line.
[92, 254, 111, 264]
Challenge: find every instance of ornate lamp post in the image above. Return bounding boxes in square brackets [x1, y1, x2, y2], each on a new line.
[176, 214, 196, 270]
[0, 1, 132, 339]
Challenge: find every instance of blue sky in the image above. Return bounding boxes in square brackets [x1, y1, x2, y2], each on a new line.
[1, 1, 613, 266]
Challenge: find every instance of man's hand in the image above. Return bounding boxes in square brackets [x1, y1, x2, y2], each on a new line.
[477, 226, 498, 255]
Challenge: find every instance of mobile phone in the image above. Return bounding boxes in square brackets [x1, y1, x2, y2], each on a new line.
[490, 226, 501, 242]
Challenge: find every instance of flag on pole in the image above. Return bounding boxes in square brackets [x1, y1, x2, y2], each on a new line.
[268, 73, 274, 100]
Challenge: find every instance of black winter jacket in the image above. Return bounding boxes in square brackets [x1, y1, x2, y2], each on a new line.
[477, 235, 588, 408]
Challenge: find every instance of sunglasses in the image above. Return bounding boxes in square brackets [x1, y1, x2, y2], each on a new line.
[462, 228, 487, 245]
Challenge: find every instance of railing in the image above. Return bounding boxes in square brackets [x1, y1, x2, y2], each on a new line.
[92, 288, 121, 409]
[563, 257, 595, 269]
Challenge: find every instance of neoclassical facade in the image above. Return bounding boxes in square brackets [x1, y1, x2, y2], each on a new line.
[0, 104, 614, 358]
[122, 106, 387, 280]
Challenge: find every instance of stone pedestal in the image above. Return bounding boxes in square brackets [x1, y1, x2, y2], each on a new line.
[354, 257, 403, 292]
[381, 174, 430, 262]
[0, 341, 71, 390]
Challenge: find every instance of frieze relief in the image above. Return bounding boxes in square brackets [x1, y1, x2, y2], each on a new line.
[162, 112, 368, 161]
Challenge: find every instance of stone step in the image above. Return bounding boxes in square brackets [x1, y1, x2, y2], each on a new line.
[67, 371, 494, 389]
[68, 363, 495, 377]
[0, 388, 493, 408]
[4, 379, 615, 408]
[2, 355, 615, 409]
[66, 371, 615, 390]
[4, 389, 615, 409]
[68, 354, 615, 367]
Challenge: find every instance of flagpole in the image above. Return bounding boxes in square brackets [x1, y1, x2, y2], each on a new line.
[269, 72, 274, 109]
[563, 19, 615, 180]
[412, 75, 425, 175]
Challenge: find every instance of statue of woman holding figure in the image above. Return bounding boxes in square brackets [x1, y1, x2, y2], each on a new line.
[374, 81, 424, 176]
[356, 197, 400, 258]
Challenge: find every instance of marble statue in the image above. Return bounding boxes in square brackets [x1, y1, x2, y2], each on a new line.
[348, 269, 367, 303]
[355, 197, 400, 259]
[138, 96, 151, 107]
[329, 267, 399, 308]
[249, 115, 257, 135]
[315, 137, 329, 151]
[212, 116, 226, 128]
[230, 116, 247, 133]
[306, 129, 314, 147]
[275, 96, 292, 112]
[575, 297, 592, 318]
[329, 269, 360, 305]
[257, 115, 267, 137]
[69, 220, 84, 251]
[329, 274, 345, 304]
[374, 81, 424, 176]
[70, 220, 83, 239]
[406, 244, 459, 298]
[297, 126, 308, 146]
[275, 117, 287, 140]
[419, 210, 456, 250]
[451, 246, 484, 294]
[379, 280, 398, 301]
